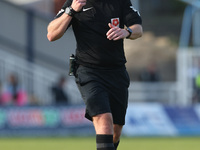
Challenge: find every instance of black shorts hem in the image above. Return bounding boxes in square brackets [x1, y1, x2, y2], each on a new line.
[85, 110, 111, 122]
[85, 110, 126, 125]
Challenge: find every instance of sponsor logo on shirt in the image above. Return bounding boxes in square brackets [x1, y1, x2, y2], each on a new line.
[83, 7, 93, 12]
[56, 9, 65, 16]
[111, 18, 120, 27]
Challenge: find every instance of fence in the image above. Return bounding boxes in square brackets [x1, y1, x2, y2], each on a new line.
[0, 49, 83, 105]
[3, 48, 200, 106]
[0, 48, 179, 105]
[128, 82, 177, 104]
[0, 49, 58, 105]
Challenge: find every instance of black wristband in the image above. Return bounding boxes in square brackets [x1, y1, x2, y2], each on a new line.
[65, 6, 77, 17]
[126, 27, 132, 39]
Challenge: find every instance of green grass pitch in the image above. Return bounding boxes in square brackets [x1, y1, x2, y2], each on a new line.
[0, 137, 200, 150]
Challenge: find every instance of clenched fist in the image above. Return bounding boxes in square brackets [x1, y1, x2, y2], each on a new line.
[71, 0, 87, 12]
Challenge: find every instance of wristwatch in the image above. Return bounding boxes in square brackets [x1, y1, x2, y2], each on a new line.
[65, 6, 76, 17]
[126, 27, 132, 39]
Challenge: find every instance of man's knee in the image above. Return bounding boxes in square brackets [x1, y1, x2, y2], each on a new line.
[93, 113, 113, 134]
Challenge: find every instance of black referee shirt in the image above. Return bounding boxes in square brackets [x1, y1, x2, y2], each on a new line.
[56, 0, 142, 68]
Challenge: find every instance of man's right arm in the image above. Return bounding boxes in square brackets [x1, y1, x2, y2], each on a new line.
[47, 14, 72, 42]
[47, 0, 87, 42]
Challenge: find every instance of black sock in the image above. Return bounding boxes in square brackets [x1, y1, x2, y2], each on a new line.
[114, 141, 120, 150]
[96, 134, 115, 150]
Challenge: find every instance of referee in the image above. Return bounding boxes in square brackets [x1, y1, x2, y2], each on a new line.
[47, 0, 143, 150]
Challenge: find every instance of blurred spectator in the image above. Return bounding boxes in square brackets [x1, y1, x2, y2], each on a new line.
[51, 75, 69, 105]
[0, 73, 28, 106]
[139, 63, 160, 82]
[0, 80, 2, 104]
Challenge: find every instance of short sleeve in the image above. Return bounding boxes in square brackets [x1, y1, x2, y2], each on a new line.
[122, 0, 142, 27]
[55, 0, 73, 18]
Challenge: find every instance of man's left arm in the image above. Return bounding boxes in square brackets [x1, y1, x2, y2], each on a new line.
[127, 24, 143, 40]
[106, 23, 142, 41]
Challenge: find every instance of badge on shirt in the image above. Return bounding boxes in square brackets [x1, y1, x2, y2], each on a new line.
[111, 18, 120, 27]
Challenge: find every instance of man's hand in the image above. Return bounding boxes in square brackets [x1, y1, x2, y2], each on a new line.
[106, 23, 129, 41]
[71, 0, 87, 12]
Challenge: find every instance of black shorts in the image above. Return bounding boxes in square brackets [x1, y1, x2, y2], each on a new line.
[75, 65, 130, 125]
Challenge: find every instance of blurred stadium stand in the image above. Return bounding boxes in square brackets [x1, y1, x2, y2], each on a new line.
[129, 82, 177, 104]
[1, 0, 200, 138]
[0, 0, 200, 106]
[0, 48, 82, 105]
[0, 0, 76, 74]
[0, 48, 57, 105]
[0, 0, 82, 105]
[177, 0, 200, 105]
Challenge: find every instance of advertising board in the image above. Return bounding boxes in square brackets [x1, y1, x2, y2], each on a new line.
[0, 106, 94, 136]
[123, 103, 177, 136]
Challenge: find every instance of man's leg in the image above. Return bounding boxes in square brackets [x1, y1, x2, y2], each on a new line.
[113, 124, 123, 150]
[93, 113, 115, 150]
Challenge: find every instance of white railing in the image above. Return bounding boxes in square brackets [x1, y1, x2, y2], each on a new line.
[128, 82, 177, 104]
[0, 49, 82, 105]
[0, 49, 57, 104]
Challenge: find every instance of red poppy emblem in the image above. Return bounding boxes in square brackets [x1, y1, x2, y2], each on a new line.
[111, 18, 120, 27]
